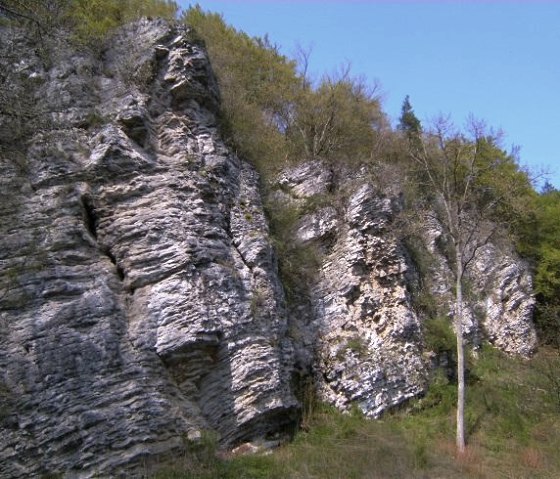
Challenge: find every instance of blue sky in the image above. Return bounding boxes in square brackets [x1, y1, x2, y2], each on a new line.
[180, 1, 560, 189]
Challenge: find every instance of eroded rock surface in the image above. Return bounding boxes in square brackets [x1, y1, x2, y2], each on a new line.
[279, 161, 537, 417]
[280, 165, 427, 417]
[0, 17, 538, 479]
[0, 20, 296, 478]
[471, 244, 537, 356]
[423, 218, 537, 357]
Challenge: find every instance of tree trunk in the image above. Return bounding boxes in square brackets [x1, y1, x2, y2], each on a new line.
[455, 258, 466, 454]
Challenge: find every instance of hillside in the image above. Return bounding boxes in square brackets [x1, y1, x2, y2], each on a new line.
[0, 3, 559, 478]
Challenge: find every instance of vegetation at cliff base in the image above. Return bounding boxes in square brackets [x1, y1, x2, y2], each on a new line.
[152, 346, 560, 479]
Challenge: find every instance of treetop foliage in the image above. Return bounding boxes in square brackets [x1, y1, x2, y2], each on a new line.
[182, 4, 386, 173]
[397, 94, 422, 141]
[0, 0, 179, 43]
[531, 188, 560, 346]
[67, 0, 179, 44]
[532, 189, 560, 298]
[181, 5, 300, 174]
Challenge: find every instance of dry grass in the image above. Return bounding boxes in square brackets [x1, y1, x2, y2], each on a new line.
[520, 447, 544, 469]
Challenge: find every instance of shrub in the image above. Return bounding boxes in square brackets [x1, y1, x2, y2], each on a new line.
[65, 0, 179, 48]
[424, 316, 455, 354]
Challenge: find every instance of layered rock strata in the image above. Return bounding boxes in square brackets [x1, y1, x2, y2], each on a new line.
[0, 17, 538, 478]
[0, 20, 296, 478]
[277, 161, 537, 417]
[278, 163, 427, 417]
[423, 217, 537, 357]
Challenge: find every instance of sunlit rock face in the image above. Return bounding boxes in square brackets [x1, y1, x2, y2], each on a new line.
[278, 164, 428, 418]
[279, 160, 537, 417]
[0, 16, 537, 479]
[0, 20, 296, 478]
[469, 243, 537, 357]
[422, 218, 537, 357]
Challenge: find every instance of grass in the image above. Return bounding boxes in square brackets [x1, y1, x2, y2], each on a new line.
[151, 345, 560, 479]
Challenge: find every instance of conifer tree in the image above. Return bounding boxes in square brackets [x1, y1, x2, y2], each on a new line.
[398, 95, 422, 146]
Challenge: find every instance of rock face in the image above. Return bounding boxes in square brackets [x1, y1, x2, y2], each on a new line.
[0, 20, 296, 478]
[471, 244, 537, 356]
[277, 161, 537, 416]
[422, 218, 537, 357]
[278, 164, 427, 417]
[0, 18, 538, 478]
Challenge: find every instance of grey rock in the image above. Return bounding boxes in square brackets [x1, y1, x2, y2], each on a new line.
[278, 160, 333, 198]
[281, 170, 428, 417]
[0, 16, 538, 478]
[295, 207, 338, 243]
[472, 244, 537, 357]
[0, 20, 295, 478]
[279, 160, 537, 418]
[422, 217, 537, 357]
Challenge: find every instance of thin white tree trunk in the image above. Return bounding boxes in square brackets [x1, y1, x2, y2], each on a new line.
[455, 258, 466, 454]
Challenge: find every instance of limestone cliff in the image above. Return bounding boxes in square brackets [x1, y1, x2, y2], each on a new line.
[276, 160, 537, 417]
[421, 216, 537, 357]
[0, 20, 296, 478]
[276, 162, 426, 417]
[0, 19, 537, 478]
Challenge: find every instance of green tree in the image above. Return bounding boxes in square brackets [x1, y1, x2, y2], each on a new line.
[0, 0, 65, 30]
[397, 95, 422, 140]
[286, 67, 384, 163]
[541, 180, 557, 195]
[0, 0, 179, 43]
[531, 189, 560, 347]
[182, 5, 386, 174]
[182, 5, 300, 175]
[66, 0, 179, 46]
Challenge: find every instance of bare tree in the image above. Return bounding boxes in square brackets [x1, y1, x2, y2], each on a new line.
[408, 116, 532, 453]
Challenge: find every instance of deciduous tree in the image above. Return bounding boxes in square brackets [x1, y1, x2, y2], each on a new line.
[408, 117, 533, 453]
[286, 67, 383, 163]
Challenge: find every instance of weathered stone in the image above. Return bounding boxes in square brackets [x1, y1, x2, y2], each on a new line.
[277, 160, 334, 198]
[281, 169, 428, 417]
[472, 244, 537, 357]
[422, 217, 537, 357]
[0, 20, 296, 478]
[0, 16, 538, 478]
[295, 206, 338, 243]
[279, 161, 537, 418]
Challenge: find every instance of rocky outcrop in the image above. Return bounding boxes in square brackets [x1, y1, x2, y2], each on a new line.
[0, 20, 296, 478]
[278, 164, 427, 417]
[278, 160, 538, 417]
[471, 244, 537, 356]
[423, 217, 537, 357]
[0, 17, 538, 478]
